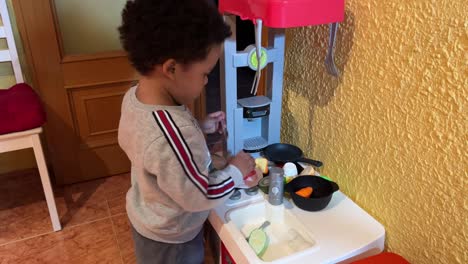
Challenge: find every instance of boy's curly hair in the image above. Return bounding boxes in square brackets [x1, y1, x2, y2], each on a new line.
[119, 0, 231, 76]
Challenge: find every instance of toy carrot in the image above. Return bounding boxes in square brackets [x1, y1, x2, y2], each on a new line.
[295, 187, 313, 198]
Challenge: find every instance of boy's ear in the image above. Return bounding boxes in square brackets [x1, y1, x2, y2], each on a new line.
[162, 59, 177, 80]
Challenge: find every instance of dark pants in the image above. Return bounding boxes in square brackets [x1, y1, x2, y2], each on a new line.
[131, 225, 205, 264]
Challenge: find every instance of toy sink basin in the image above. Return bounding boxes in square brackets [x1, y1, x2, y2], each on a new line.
[225, 199, 319, 262]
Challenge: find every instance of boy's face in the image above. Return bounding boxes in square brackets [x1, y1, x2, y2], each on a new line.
[171, 44, 222, 105]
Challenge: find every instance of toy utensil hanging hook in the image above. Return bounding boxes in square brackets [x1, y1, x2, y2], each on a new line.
[250, 19, 263, 95]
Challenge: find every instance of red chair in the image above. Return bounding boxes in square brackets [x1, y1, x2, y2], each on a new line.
[0, 83, 61, 231]
[351, 252, 410, 264]
[0, 0, 61, 231]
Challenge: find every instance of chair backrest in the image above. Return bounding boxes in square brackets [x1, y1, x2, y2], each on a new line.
[0, 0, 23, 83]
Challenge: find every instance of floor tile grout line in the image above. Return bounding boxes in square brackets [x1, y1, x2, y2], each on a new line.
[0, 216, 113, 248]
[0, 230, 54, 247]
[108, 200, 126, 264]
[110, 212, 127, 217]
[0, 172, 132, 261]
[0, 174, 128, 234]
[0, 192, 127, 248]
[57, 192, 115, 230]
[62, 214, 114, 229]
[107, 193, 128, 217]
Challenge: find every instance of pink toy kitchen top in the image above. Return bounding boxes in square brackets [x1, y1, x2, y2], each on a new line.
[219, 0, 345, 28]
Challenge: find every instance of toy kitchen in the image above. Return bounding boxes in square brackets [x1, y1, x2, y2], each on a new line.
[208, 0, 386, 263]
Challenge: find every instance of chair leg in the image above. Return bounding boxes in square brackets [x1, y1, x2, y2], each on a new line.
[31, 134, 62, 231]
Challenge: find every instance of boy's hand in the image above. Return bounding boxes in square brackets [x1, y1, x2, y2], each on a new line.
[243, 168, 262, 188]
[200, 111, 226, 134]
[229, 151, 255, 178]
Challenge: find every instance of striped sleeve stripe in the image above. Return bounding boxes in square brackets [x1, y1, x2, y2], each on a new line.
[159, 110, 236, 197]
[208, 178, 233, 190]
[153, 110, 235, 199]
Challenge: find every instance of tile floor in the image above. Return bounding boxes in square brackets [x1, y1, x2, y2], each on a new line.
[0, 169, 217, 264]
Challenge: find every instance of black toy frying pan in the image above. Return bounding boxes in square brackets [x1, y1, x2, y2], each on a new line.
[262, 143, 323, 167]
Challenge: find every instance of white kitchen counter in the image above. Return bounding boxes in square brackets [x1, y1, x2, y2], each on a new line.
[209, 190, 385, 264]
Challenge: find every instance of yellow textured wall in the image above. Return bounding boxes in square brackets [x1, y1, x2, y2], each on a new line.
[282, 0, 467, 263]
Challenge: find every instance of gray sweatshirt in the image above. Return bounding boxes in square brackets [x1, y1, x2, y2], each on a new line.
[118, 86, 243, 243]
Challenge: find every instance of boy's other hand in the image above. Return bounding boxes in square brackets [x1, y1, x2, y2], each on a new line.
[229, 151, 255, 178]
[200, 111, 226, 134]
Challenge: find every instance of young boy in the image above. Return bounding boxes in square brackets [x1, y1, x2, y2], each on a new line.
[118, 0, 257, 263]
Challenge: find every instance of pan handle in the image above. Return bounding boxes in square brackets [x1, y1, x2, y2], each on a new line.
[297, 157, 323, 167]
[331, 181, 340, 192]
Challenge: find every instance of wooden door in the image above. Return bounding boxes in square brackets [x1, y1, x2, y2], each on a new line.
[12, 0, 204, 184]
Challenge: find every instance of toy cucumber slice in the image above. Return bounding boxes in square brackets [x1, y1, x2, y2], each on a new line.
[248, 229, 268, 256]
